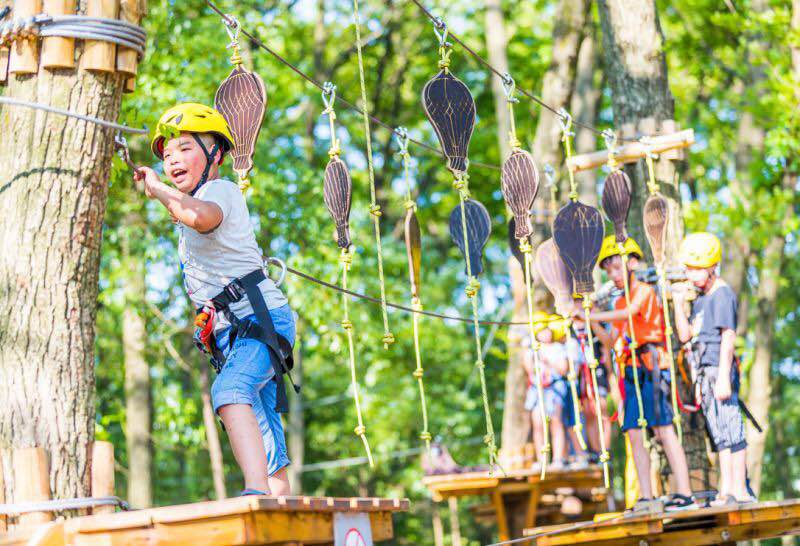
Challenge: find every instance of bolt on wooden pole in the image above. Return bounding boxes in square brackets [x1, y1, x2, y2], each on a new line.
[91, 441, 115, 515]
[12, 447, 52, 527]
[82, 0, 119, 73]
[8, 0, 43, 75]
[41, 0, 77, 69]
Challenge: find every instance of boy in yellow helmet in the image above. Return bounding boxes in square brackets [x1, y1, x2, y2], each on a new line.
[673, 232, 753, 504]
[135, 103, 295, 497]
[587, 236, 694, 512]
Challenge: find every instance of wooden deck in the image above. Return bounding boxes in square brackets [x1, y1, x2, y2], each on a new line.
[523, 498, 800, 545]
[0, 495, 409, 546]
[422, 466, 606, 542]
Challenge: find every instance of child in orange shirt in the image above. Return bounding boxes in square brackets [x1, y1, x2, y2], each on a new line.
[587, 236, 694, 512]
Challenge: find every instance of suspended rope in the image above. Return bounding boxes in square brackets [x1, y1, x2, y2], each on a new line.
[427, 22, 498, 470]
[581, 297, 611, 487]
[558, 108, 579, 201]
[503, 75, 550, 477]
[322, 85, 373, 467]
[350, 0, 394, 349]
[408, 0, 638, 144]
[604, 130, 649, 450]
[642, 139, 683, 443]
[0, 96, 148, 134]
[203, 1, 498, 172]
[396, 127, 432, 452]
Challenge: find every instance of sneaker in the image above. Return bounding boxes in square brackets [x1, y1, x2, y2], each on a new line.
[549, 459, 567, 471]
[625, 497, 656, 517]
[710, 494, 737, 507]
[665, 493, 698, 511]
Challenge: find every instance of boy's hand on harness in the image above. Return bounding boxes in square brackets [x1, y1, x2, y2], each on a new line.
[714, 374, 732, 401]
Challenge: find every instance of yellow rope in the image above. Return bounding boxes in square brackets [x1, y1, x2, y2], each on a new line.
[560, 315, 588, 451]
[351, 0, 394, 349]
[340, 248, 374, 467]
[581, 298, 611, 488]
[454, 173, 498, 470]
[644, 146, 682, 443]
[397, 130, 432, 452]
[519, 239, 551, 477]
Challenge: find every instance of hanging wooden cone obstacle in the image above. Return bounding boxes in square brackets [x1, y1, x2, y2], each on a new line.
[422, 71, 476, 176]
[553, 200, 610, 486]
[501, 150, 539, 240]
[323, 157, 353, 250]
[601, 170, 633, 242]
[643, 193, 669, 265]
[214, 27, 268, 194]
[449, 199, 491, 277]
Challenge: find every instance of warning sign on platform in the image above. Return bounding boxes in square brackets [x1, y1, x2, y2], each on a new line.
[334, 512, 373, 546]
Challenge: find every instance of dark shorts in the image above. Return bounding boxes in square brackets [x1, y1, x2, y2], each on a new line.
[622, 366, 674, 432]
[698, 365, 746, 453]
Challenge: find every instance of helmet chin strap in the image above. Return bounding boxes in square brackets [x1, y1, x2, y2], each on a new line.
[189, 134, 221, 197]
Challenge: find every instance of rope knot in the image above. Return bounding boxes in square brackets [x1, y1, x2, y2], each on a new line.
[420, 431, 432, 441]
[541, 443, 551, 454]
[237, 178, 251, 193]
[465, 277, 480, 298]
[411, 299, 423, 312]
[599, 451, 610, 463]
[664, 326, 674, 336]
[369, 203, 382, 217]
[403, 199, 417, 211]
[483, 433, 495, 446]
[341, 319, 353, 331]
[637, 417, 648, 428]
[629, 341, 638, 351]
[412, 368, 424, 379]
[567, 372, 577, 382]
[381, 332, 395, 347]
[518, 238, 532, 254]
[354, 425, 367, 436]
[475, 359, 485, 371]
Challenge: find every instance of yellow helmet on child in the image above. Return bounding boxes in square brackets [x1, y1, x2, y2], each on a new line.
[547, 314, 568, 341]
[150, 102, 235, 159]
[532, 311, 550, 335]
[597, 235, 643, 267]
[679, 232, 721, 268]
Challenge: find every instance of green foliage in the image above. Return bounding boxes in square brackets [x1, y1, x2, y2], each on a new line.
[93, 0, 799, 543]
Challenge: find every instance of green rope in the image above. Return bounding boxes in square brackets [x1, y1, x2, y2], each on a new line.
[581, 298, 611, 488]
[351, 0, 394, 349]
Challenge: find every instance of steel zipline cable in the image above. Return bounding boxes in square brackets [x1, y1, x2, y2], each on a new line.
[204, 0, 499, 171]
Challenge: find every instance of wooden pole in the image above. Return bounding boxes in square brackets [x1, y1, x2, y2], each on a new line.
[432, 503, 444, 546]
[91, 441, 115, 515]
[8, 0, 42, 75]
[116, 0, 139, 76]
[447, 497, 462, 546]
[0, 451, 5, 533]
[82, 0, 119, 73]
[41, 0, 77, 69]
[566, 128, 694, 173]
[123, 0, 145, 92]
[12, 447, 52, 527]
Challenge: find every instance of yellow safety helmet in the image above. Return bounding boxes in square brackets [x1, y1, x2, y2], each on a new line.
[547, 314, 568, 342]
[532, 311, 550, 336]
[679, 232, 721, 269]
[151, 102, 235, 159]
[597, 235, 644, 267]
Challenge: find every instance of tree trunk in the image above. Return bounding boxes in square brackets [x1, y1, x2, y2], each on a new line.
[199, 365, 226, 500]
[0, 5, 127, 500]
[597, 0, 682, 262]
[122, 211, 152, 508]
[484, 0, 512, 161]
[570, 19, 601, 207]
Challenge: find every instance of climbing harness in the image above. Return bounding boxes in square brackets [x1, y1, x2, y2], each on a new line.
[0, 13, 146, 56]
[349, 0, 394, 349]
[642, 139, 683, 442]
[396, 127, 432, 453]
[602, 129, 649, 449]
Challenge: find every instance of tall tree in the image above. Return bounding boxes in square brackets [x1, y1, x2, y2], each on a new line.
[121, 208, 152, 508]
[597, 0, 682, 261]
[0, 1, 133, 500]
[570, 20, 601, 206]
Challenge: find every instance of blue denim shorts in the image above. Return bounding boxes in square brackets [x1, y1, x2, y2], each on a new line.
[211, 304, 295, 476]
[622, 366, 674, 432]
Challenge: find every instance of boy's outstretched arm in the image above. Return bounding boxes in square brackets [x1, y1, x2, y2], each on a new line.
[135, 167, 223, 233]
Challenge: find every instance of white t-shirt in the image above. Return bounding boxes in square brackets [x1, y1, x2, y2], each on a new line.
[178, 178, 288, 332]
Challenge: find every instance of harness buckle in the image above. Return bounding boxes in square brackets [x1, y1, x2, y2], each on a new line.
[224, 279, 246, 302]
